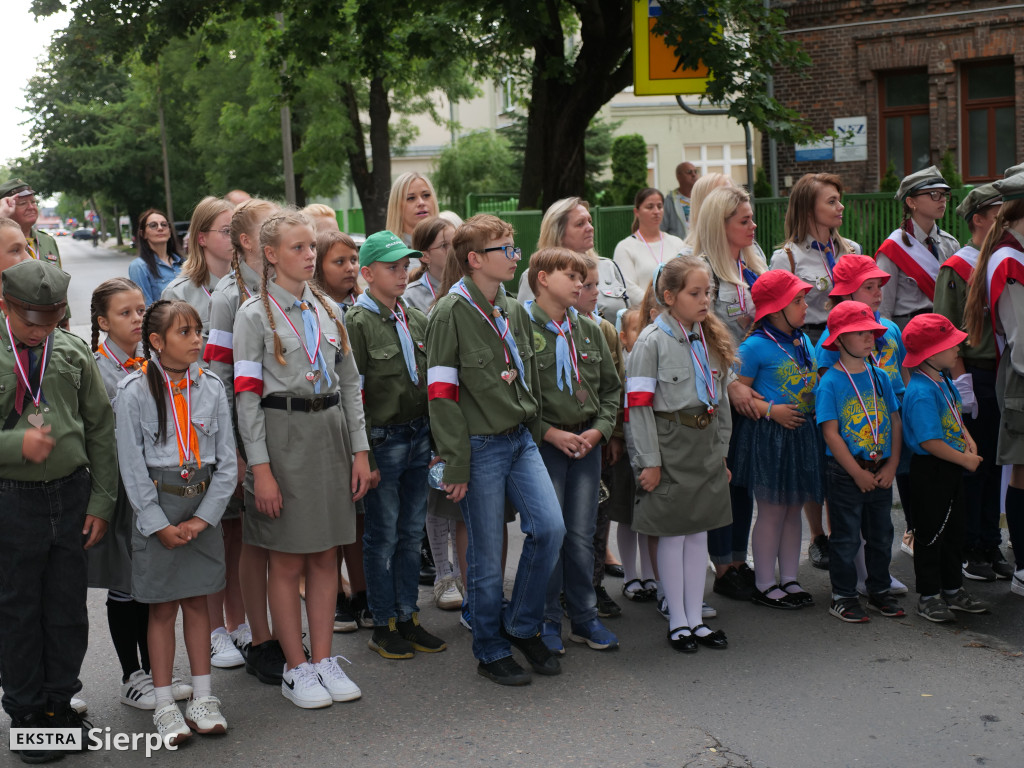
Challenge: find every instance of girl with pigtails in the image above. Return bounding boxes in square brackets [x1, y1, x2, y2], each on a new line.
[232, 210, 372, 709]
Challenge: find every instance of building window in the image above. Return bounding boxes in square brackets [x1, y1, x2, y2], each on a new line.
[962, 61, 1015, 182]
[879, 70, 930, 178]
[684, 143, 749, 185]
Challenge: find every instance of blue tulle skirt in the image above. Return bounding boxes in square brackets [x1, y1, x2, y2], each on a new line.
[730, 415, 825, 506]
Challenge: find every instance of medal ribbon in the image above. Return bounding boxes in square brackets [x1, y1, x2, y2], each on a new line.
[354, 292, 419, 384]
[6, 315, 49, 412]
[680, 318, 717, 411]
[761, 326, 812, 380]
[634, 231, 664, 265]
[838, 361, 880, 452]
[159, 364, 201, 470]
[452, 279, 527, 389]
[99, 341, 145, 371]
[457, 282, 510, 366]
[268, 294, 321, 367]
[809, 238, 837, 281]
[918, 372, 965, 435]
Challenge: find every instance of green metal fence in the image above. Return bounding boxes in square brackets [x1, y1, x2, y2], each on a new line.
[465, 193, 520, 218]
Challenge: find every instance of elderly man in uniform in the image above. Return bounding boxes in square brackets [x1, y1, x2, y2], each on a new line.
[0, 179, 62, 268]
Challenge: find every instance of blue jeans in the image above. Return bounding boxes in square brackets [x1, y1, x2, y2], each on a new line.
[362, 418, 431, 624]
[541, 442, 601, 624]
[825, 458, 894, 599]
[460, 426, 565, 663]
[0, 468, 91, 719]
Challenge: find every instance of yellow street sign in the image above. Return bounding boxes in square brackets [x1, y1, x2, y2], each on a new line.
[633, 1, 710, 96]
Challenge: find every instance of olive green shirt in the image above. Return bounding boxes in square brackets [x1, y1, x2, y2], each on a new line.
[526, 302, 620, 442]
[0, 324, 117, 521]
[933, 248, 997, 364]
[426, 277, 539, 485]
[28, 227, 62, 269]
[594, 313, 625, 439]
[346, 293, 428, 470]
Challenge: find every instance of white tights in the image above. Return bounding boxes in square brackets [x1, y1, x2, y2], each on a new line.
[751, 500, 803, 600]
[657, 532, 710, 638]
[617, 525, 656, 584]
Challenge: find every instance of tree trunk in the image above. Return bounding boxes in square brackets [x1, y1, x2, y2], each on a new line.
[340, 76, 391, 235]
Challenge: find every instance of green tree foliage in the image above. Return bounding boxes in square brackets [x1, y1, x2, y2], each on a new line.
[433, 132, 520, 217]
[754, 167, 773, 199]
[939, 148, 963, 188]
[607, 134, 648, 206]
[879, 161, 900, 194]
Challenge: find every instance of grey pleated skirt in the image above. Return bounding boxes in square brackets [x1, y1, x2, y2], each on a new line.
[131, 468, 226, 604]
[242, 402, 356, 553]
[995, 356, 1024, 466]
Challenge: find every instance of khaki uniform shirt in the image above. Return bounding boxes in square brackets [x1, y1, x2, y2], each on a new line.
[877, 222, 959, 320]
[769, 237, 862, 326]
[28, 227, 61, 268]
[161, 273, 221, 361]
[203, 261, 262, 417]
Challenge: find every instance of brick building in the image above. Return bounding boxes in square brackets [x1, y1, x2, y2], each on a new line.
[765, 0, 1024, 193]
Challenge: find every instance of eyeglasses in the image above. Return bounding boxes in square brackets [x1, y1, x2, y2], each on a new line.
[482, 245, 522, 261]
[912, 190, 951, 202]
[14, 196, 37, 208]
[146, 221, 170, 230]
[206, 227, 231, 237]
[426, 241, 450, 252]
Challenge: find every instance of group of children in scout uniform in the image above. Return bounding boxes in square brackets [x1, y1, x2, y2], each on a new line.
[4, 161, 1024, 761]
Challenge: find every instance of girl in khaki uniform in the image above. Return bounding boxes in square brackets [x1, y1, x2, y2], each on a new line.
[233, 211, 371, 709]
[627, 255, 734, 653]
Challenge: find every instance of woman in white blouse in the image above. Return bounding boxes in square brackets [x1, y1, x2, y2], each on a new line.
[613, 188, 686, 305]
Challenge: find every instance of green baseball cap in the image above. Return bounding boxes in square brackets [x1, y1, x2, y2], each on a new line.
[359, 231, 420, 269]
[0, 178, 33, 199]
[1, 260, 69, 324]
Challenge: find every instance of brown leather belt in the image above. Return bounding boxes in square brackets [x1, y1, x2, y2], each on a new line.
[653, 408, 716, 429]
[854, 457, 885, 472]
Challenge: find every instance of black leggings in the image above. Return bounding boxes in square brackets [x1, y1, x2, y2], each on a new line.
[909, 453, 965, 596]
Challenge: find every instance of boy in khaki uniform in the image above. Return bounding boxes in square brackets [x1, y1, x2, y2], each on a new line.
[426, 214, 565, 686]
[0, 260, 117, 763]
[347, 231, 446, 660]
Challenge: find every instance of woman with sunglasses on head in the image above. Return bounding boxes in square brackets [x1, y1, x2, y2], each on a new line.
[876, 166, 960, 331]
[130, 209, 185, 306]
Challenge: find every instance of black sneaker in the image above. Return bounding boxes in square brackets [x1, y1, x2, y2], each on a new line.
[350, 591, 374, 629]
[368, 618, 416, 659]
[246, 638, 285, 685]
[419, 540, 436, 586]
[808, 534, 830, 570]
[712, 566, 754, 601]
[595, 585, 622, 618]
[963, 549, 997, 581]
[477, 655, 532, 686]
[11, 711, 64, 764]
[47, 704, 91, 752]
[500, 626, 561, 676]
[334, 594, 358, 633]
[830, 597, 870, 623]
[396, 613, 447, 653]
[985, 546, 1015, 580]
[867, 592, 906, 618]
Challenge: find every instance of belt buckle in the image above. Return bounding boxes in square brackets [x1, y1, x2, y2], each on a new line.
[183, 484, 199, 498]
[696, 412, 710, 429]
[310, 397, 324, 412]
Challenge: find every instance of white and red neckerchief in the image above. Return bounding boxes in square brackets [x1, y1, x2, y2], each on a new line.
[679, 318, 716, 411]
[6, 315, 50, 410]
[634, 231, 664, 265]
[267, 293, 321, 369]
[838, 360, 880, 457]
[458, 283, 511, 366]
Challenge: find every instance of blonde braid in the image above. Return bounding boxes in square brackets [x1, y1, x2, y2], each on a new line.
[231, 249, 247, 310]
[307, 283, 350, 354]
[260, 255, 287, 366]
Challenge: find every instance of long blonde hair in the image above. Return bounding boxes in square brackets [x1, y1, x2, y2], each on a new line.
[385, 172, 439, 237]
[693, 186, 766, 286]
[537, 197, 598, 257]
[965, 198, 1024, 347]
[229, 198, 278, 308]
[652, 254, 735, 369]
[683, 173, 733, 250]
[183, 196, 233, 287]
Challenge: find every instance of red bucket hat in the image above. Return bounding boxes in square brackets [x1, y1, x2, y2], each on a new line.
[902, 313, 967, 368]
[821, 301, 887, 351]
[829, 254, 891, 296]
[751, 270, 813, 322]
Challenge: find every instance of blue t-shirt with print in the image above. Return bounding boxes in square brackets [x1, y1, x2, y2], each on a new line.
[737, 334, 818, 414]
[814, 316, 906, 398]
[816, 364, 900, 459]
[902, 373, 966, 456]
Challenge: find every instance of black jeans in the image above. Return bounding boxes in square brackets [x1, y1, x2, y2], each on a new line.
[910, 453, 965, 596]
[963, 366, 1002, 551]
[0, 467, 91, 719]
[825, 458, 894, 599]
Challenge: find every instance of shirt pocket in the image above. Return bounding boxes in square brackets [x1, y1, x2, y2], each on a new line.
[459, 345, 495, 390]
[191, 414, 220, 463]
[368, 342, 405, 377]
[656, 365, 691, 407]
[0, 370, 15, 417]
[54, 359, 82, 390]
[322, 327, 344, 365]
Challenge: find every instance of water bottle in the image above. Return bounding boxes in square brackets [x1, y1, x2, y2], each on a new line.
[428, 453, 446, 490]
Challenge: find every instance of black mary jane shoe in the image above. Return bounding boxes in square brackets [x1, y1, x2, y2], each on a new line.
[668, 626, 698, 654]
[751, 585, 801, 610]
[692, 624, 728, 649]
[780, 581, 814, 608]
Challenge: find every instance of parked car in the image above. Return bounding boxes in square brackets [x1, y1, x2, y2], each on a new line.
[72, 227, 95, 240]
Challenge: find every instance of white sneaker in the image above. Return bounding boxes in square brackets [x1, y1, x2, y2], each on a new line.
[184, 695, 228, 734]
[70, 695, 87, 715]
[281, 662, 332, 709]
[171, 676, 193, 701]
[314, 656, 361, 702]
[1011, 568, 1024, 597]
[210, 627, 245, 668]
[120, 670, 156, 710]
[153, 702, 190, 746]
[701, 602, 717, 619]
[434, 578, 462, 611]
[230, 623, 252, 657]
[889, 576, 909, 595]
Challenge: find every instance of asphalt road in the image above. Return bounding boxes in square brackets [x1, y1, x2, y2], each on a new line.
[2, 237, 1021, 768]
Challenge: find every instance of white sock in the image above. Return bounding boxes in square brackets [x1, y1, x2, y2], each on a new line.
[154, 685, 173, 708]
[191, 674, 211, 699]
[211, 626, 228, 639]
[617, 524, 639, 583]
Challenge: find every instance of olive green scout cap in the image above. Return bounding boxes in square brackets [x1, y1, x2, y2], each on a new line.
[2, 259, 70, 324]
[0, 178, 33, 199]
[1004, 162, 1024, 178]
[956, 183, 1001, 222]
[895, 165, 949, 201]
[993, 173, 1024, 203]
[359, 230, 421, 269]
